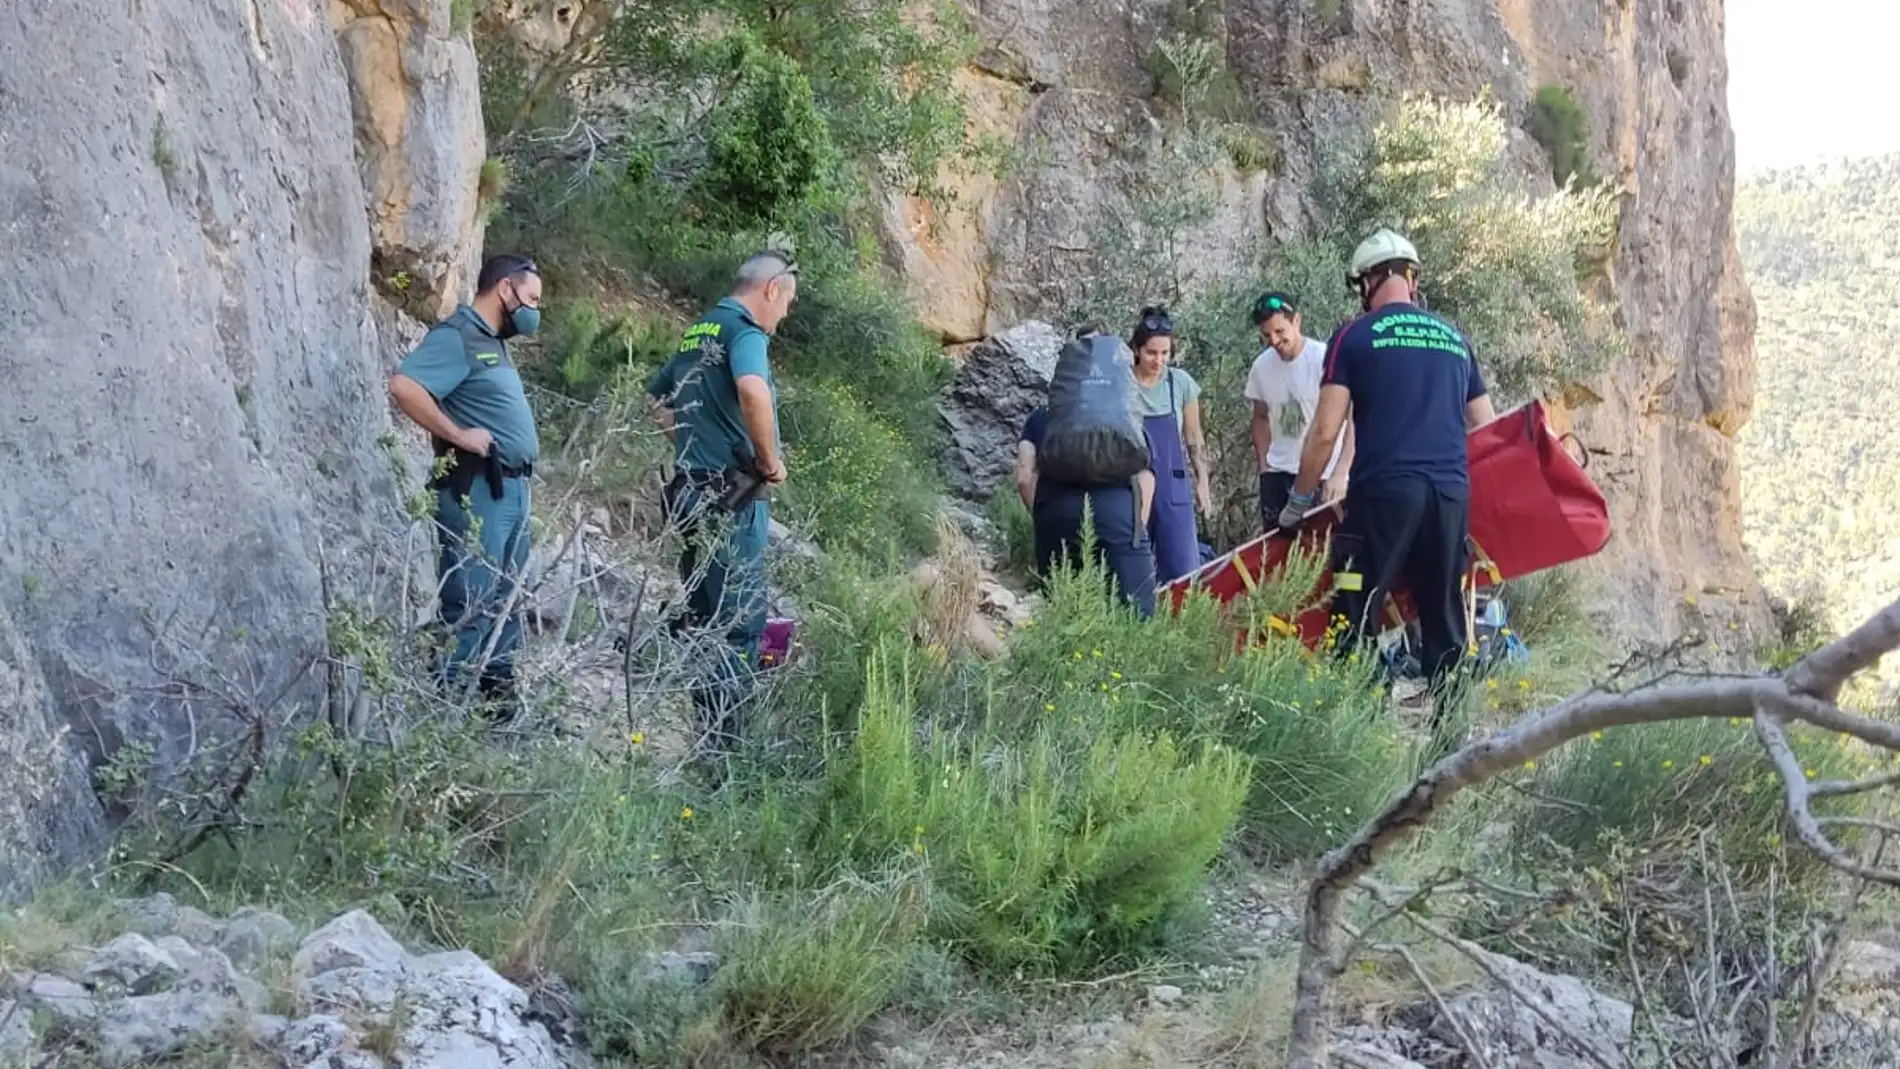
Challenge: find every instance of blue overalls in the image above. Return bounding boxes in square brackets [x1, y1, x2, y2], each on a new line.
[1145, 371, 1201, 585]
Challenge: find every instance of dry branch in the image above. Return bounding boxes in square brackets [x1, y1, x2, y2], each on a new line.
[1284, 595, 1900, 1069]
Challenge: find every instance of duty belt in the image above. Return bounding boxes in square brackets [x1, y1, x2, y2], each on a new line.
[430, 437, 532, 499]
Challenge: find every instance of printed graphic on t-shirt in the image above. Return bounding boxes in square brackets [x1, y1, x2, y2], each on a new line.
[1275, 399, 1306, 440]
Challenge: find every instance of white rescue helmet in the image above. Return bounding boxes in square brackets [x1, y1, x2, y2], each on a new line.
[1347, 227, 1421, 281]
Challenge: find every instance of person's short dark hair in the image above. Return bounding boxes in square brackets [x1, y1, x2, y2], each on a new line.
[1130, 305, 1175, 350]
[477, 254, 538, 295]
[1251, 291, 1299, 325]
[1072, 322, 1106, 340]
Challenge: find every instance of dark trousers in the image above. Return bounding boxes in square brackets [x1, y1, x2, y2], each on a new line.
[1258, 471, 1298, 529]
[662, 474, 770, 757]
[1331, 477, 1471, 689]
[1033, 485, 1157, 618]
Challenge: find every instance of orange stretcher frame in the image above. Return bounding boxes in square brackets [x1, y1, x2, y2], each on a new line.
[1161, 400, 1613, 650]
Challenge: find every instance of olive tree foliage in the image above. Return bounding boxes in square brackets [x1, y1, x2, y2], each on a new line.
[1290, 92, 1626, 403]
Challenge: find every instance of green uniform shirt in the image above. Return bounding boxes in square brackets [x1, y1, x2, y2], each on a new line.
[397, 305, 542, 467]
[646, 297, 779, 474]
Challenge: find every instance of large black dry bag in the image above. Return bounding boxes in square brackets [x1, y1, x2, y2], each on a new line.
[1038, 334, 1150, 485]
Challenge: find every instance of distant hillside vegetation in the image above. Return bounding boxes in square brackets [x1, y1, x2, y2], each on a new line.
[1735, 153, 1900, 640]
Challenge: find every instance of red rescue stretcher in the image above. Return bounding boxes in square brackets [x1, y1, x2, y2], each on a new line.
[1160, 400, 1612, 649]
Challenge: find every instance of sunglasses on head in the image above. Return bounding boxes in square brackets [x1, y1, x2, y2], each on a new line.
[1139, 310, 1174, 334]
[1253, 294, 1296, 322]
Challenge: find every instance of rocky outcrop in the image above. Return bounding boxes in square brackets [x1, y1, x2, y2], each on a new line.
[880, 66, 1031, 342]
[331, 0, 489, 319]
[1472, 0, 1769, 653]
[939, 320, 1065, 499]
[1338, 949, 1635, 1069]
[3, 897, 587, 1068]
[0, 0, 484, 893]
[912, 0, 1768, 653]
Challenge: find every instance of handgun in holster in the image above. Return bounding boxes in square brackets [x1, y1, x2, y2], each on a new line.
[716, 446, 770, 513]
[429, 437, 506, 500]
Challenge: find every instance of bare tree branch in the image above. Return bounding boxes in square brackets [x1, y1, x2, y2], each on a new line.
[1285, 594, 1900, 1069]
[1785, 599, 1900, 700]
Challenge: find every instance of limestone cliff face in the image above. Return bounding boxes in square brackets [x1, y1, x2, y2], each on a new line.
[0, 0, 484, 894]
[898, 0, 1766, 653]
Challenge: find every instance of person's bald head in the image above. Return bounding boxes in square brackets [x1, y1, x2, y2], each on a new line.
[732, 249, 799, 332]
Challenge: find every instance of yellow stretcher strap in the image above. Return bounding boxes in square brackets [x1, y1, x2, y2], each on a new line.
[1467, 535, 1503, 585]
[1232, 552, 1260, 594]
[1334, 570, 1364, 592]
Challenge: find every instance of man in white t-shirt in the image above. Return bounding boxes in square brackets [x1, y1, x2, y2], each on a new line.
[1243, 292, 1354, 530]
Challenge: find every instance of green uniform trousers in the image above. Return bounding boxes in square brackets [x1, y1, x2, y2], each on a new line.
[435, 476, 532, 692]
[663, 474, 770, 751]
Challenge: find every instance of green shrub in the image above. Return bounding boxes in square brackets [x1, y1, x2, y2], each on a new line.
[1528, 85, 1597, 189]
[777, 380, 939, 556]
[1520, 717, 1874, 882]
[1299, 92, 1625, 401]
[530, 298, 678, 401]
[818, 645, 1251, 971]
[581, 945, 719, 1064]
[983, 488, 1037, 582]
[699, 43, 836, 227]
[715, 872, 929, 1056]
[774, 267, 952, 453]
[1199, 637, 1412, 857]
[999, 541, 1412, 860]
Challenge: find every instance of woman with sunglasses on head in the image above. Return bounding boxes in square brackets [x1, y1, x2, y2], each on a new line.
[1129, 306, 1212, 584]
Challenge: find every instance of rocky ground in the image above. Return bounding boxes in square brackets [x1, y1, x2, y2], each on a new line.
[8, 842, 1900, 1067]
[0, 895, 594, 1069]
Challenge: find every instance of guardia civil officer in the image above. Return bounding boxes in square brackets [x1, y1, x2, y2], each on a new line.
[645, 250, 796, 765]
[389, 254, 545, 707]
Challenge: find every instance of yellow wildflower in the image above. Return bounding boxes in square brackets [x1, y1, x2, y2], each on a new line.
[680, 806, 694, 820]
[1699, 754, 1713, 766]
[1662, 760, 1674, 770]
[1523, 760, 1537, 772]
[630, 731, 646, 746]
[1044, 703, 1057, 713]
[1110, 670, 1123, 680]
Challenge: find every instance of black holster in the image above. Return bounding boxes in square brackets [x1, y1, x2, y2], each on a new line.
[431, 437, 524, 499]
[663, 447, 767, 517]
